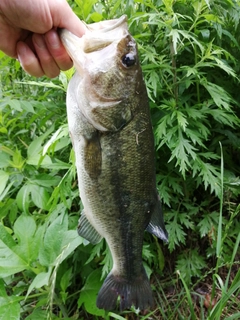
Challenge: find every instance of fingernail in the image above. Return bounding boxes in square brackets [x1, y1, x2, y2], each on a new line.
[17, 43, 26, 65]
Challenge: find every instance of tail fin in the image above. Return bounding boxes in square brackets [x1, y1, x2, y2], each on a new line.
[96, 268, 154, 311]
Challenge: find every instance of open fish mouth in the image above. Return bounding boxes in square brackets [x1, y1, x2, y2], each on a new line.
[59, 15, 129, 75]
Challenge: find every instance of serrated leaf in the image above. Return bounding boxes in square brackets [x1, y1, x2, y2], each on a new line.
[178, 213, 194, 229]
[169, 29, 183, 54]
[169, 132, 197, 176]
[100, 244, 113, 279]
[197, 211, 219, 237]
[176, 249, 207, 284]
[192, 158, 221, 196]
[85, 240, 104, 264]
[202, 82, 231, 110]
[175, 111, 188, 131]
[166, 220, 186, 252]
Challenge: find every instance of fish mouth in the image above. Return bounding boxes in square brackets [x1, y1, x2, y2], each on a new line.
[59, 15, 129, 74]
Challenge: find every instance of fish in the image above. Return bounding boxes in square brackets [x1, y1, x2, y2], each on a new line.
[60, 15, 168, 311]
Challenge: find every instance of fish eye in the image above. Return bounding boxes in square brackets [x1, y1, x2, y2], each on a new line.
[122, 53, 136, 68]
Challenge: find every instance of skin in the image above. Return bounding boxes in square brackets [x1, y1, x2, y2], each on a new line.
[0, 0, 86, 77]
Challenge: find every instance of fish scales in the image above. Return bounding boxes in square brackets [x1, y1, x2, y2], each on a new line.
[60, 15, 168, 311]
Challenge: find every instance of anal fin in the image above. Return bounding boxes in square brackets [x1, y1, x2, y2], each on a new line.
[146, 195, 168, 243]
[78, 211, 102, 244]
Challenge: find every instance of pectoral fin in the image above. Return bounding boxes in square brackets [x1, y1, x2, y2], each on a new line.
[78, 211, 102, 244]
[91, 102, 132, 131]
[83, 131, 102, 179]
[146, 196, 168, 242]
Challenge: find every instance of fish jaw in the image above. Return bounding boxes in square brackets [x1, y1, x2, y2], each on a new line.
[59, 15, 129, 77]
[61, 18, 140, 133]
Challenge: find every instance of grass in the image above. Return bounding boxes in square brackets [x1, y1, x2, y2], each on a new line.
[103, 260, 240, 320]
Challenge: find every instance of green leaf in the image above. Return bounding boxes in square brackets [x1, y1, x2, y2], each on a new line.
[100, 245, 113, 279]
[0, 152, 10, 169]
[38, 213, 68, 266]
[16, 81, 65, 91]
[38, 215, 82, 268]
[30, 185, 50, 210]
[56, 230, 83, 265]
[20, 101, 35, 114]
[0, 296, 21, 320]
[90, 12, 103, 22]
[26, 269, 52, 298]
[60, 267, 72, 293]
[13, 215, 40, 264]
[26, 126, 54, 166]
[168, 131, 197, 177]
[78, 269, 104, 317]
[7, 99, 22, 112]
[29, 174, 61, 188]
[175, 110, 188, 131]
[25, 309, 49, 320]
[192, 158, 221, 196]
[167, 218, 186, 252]
[107, 313, 126, 320]
[197, 211, 219, 237]
[0, 224, 15, 249]
[0, 170, 9, 195]
[176, 249, 207, 285]
[0, 239, 28, 277]
[16, 185, 31, 213]
[42, 124, 69, 156]
[202, 81, 231, 110]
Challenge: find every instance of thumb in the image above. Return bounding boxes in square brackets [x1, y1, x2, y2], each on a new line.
[52, 1, 87, 37]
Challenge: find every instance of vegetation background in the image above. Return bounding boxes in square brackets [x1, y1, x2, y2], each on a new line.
[0, 0, 239, 319]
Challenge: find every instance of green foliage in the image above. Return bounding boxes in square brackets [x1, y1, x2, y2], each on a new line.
[0, 0, 239, 319]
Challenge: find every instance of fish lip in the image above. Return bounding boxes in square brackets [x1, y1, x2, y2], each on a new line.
[59, 15, 129, 75]
[86, 15, 128, 33]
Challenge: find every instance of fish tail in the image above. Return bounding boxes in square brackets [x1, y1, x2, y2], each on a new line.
[96, 268, 154, 311]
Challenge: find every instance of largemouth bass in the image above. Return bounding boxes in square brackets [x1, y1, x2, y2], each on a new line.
[60, 15, 168, 311]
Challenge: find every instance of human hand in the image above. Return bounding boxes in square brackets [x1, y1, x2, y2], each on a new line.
[0, 0, 86, 77]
